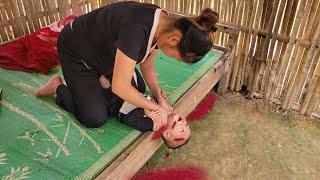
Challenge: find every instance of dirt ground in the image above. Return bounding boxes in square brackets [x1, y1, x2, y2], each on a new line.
[141, 92, 320, 179]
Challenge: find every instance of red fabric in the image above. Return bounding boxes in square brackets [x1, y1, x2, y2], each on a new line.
[132, 165, 208, 180]
[186, 92, 217, 121]
[0, 15, 78, 74]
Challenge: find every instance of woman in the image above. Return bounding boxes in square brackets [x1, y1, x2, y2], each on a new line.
[34, 1, 218, 129]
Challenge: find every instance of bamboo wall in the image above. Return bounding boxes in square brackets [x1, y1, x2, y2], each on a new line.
[0, 0, 319, 118]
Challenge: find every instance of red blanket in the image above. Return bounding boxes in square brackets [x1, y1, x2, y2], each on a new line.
[0, 15, 78, 74]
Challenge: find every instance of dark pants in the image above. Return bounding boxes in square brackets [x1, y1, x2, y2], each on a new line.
[56, 25, 148, 129]
[55, 70, 146, 128]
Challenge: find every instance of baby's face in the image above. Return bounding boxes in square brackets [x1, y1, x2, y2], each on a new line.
[163, 113, 191, 148]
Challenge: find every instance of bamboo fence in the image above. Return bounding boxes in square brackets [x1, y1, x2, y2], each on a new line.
[0, 0, 319, 118]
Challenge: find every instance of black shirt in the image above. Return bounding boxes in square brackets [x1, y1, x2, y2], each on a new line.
[61, 1, 161, 75]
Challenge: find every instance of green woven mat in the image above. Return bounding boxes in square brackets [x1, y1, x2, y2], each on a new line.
[0, 49, 223, 179]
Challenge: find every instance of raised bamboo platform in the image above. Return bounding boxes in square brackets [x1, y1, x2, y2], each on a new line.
[96, 43, 233, 179]
[0, 0, 319, 118]
[0, 0, 319, 178]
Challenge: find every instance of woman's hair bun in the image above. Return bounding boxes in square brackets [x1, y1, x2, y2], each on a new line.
[196, 8, 219, 32]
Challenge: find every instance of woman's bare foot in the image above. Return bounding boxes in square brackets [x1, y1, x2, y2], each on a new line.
[34, 75, 63, 97]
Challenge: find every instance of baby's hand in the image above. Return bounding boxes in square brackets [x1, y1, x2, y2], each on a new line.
[144, 109, 161, 130]
[144, 108, 156, 119]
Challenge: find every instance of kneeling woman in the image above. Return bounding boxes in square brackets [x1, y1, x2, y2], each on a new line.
[34, 1, 218, 129]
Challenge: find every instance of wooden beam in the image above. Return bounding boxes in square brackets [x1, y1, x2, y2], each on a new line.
[215, 23, 238, 36]
[220, 22, 313, 48]
[95, 52, 227, 180]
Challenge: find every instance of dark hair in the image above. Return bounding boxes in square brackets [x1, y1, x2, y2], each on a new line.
[175, 8, 219, 63]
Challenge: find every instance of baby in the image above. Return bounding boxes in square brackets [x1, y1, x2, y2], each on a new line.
[100, 70, 191, 149]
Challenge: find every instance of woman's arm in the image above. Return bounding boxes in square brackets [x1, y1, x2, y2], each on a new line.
[140, 50, 161, 100]
[112, 49, 168, 130]
[140, 50, 173, 112]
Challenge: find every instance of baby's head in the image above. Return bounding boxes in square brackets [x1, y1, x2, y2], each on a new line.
[162, 113, 191, 149]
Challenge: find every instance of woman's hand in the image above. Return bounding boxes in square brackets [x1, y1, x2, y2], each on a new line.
[157, 107, 170, 130]
[144, 109, 160, 130]
[144, 107, 169, 131]
[157, 90, 174, 112]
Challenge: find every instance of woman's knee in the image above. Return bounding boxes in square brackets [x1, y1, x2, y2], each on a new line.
[78, 110, 108, 128]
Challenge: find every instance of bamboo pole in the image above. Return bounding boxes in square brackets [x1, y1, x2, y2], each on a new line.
[23, 0, 39, 32]
[245, 0, 265, 91]
[305, 62, 320, 116]
[300, 48, 320, 114]
[287, 2, 320, 108]
[225, 0, 233, 50]
[2, 1, 15, 39]
[4, 0, 17, 38]
[275, 0, 299, 98]
[261, 0, 286, 95]
[256, 0, 277, 91]
[44, 0, 58, 23]
[0, 4, 9, 42]
[229, 0, 245, 91]
[271, 0, 307, 100]
[71, 1, 82, 14]
[186, 0, 192, 15]
[57, 0, 69, 18]
[235, 0, 253, 91]
[247, 0, 271, 95]
[222, 22, 314, 48]
[235, 0, 254, 90]
[285, 12, 320, 113]
[281, 0, 316, 110]
[8, 0, 24, 37]
[310, 74, 320, 115]
[242, 0, 258, 89]
[265, 0, 292, 99]
[306, 81, 319, 115]
[279, 0, 313, 97]
[215, 0, 222, 44]
[219, 0, 227, 46]
[254, 0, 278, 92]
[33, 0, 45, 28]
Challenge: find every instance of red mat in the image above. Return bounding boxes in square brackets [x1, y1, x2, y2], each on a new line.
[132, 165, 208, 180]
[186, 92, 217, 121]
